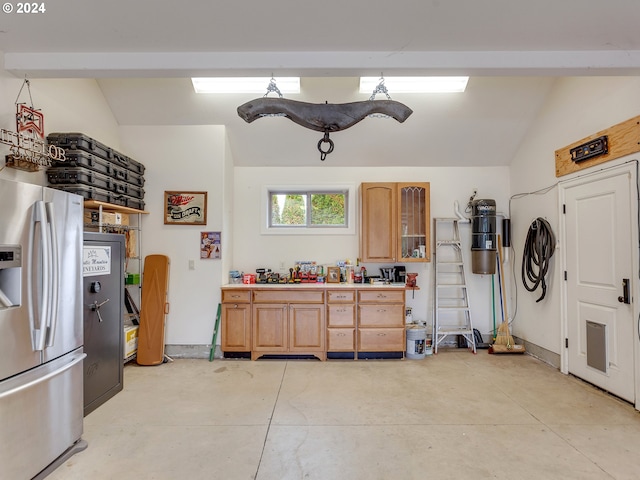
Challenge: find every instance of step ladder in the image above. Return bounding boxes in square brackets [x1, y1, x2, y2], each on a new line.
[433, 218, 476, 353]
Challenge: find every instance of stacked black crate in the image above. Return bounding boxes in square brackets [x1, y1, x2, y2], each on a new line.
[45, 133, 145, 210]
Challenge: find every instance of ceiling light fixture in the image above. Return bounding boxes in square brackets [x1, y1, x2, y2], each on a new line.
[359, 76, 469, 94]
[192, 77, 300, 94]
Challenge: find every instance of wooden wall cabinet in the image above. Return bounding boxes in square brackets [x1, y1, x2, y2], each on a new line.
[360, 182, 431, 263]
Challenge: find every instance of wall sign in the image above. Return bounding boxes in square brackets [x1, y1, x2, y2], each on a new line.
[164, 191, 208, 225]
[83, 246, 111, 277]
[1, 79, 66, 171]
[200, 231, 221, 259]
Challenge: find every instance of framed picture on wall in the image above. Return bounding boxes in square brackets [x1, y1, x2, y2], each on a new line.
[327, 266, 341, 283]
[165, 191, 207, 225]
[200, 231, 221, 259]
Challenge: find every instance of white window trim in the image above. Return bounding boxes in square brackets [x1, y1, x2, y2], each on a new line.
[260, 184, 357, 236]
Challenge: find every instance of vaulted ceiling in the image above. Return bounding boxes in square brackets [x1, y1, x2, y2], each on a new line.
[2, 0, 639, 166]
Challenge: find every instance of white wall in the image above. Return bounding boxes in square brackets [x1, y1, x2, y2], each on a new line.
[119, 125, 227, 346]
[0, 63, 120, 185]
[509, 76, 640, 354]
[233, 166, 510, 336]
[222, 131, 235, 288]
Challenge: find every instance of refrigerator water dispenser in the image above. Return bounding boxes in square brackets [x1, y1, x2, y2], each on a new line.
[0, 245, 21, 308]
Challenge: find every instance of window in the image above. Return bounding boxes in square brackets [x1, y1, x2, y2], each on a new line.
[261, 185, 356, 236]
[270, 190, 347, 227]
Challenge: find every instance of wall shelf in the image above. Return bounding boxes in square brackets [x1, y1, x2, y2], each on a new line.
[84, 200, 148, 215]
[84, 200, 148, 364]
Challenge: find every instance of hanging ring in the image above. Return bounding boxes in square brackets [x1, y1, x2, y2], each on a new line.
[317, 131, 334, 161]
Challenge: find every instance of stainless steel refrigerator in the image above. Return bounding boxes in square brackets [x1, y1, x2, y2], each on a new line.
[0, 178, 86, 480]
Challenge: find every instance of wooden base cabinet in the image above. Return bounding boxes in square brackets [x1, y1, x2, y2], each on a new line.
[357, 289, 406, 353]
[221, 290, 251, 353]
[251, 289, 325, 361]
[221, 286, 405, 360]
[326, 290, 356, 354]
[221, 303, 251, 351]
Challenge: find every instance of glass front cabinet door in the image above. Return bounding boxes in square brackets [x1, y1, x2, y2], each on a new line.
[397, 183, 430, 262]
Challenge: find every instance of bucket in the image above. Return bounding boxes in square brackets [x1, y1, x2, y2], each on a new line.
[406, 326, 427, 359]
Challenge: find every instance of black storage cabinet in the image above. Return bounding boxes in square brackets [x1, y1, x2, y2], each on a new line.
[82, 232, 125, 416]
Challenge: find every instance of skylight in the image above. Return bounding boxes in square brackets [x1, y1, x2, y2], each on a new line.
[359, 76, 469, 94]
[191, 77, 300, 94]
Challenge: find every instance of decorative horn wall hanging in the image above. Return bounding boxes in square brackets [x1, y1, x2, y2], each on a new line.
[237, 77, 413, 161]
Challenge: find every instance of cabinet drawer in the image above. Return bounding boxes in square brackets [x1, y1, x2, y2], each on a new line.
[327, 290, 355, 303]
[253, 289, 324, 304]
[222, 290, 251, 303]
[358, 290, 405, 304]
[327, 304, 356, 327]
[327, 328, 355, 351]
[358, 328, 405, 351]
[358, 304, 405, 327]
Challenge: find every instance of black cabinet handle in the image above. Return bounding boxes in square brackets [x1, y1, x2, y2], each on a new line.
[619, 278, 631, 304]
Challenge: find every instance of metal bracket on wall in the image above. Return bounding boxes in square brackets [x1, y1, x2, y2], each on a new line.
[570, 135, 608, 162]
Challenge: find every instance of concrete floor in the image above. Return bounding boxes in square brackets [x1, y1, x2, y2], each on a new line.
[48, 351, 640, 480]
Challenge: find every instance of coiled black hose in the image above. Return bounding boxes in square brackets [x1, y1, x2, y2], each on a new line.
[521, 218, 556, 302]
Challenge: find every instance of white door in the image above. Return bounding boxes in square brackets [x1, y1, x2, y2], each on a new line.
[563, 166, 635, 402]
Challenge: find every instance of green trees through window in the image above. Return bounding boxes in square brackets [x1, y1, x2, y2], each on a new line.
[270, 191, 347, 227]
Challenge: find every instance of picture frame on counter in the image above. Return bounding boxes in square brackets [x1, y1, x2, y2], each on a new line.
[327, 266, 340, 283]
[164, 191, 207, 225]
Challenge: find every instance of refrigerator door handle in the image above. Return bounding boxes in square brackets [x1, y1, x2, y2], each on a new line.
[0, 351, 86, 400]
[45, 202, 59, 347]
[27, 201, 50, 352]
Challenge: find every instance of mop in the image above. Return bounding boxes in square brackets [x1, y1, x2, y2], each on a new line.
[489, 238, 525, 354]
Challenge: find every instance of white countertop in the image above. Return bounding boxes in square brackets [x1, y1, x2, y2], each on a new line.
[222, 282, 408, 289]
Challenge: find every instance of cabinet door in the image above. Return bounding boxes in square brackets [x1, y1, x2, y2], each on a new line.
[289, 304, 324, 352]
[252, 304, 287, 352]
[221, 303, 251, 351]
[397, 182, 430, 262]
[360, 183, 397, 262]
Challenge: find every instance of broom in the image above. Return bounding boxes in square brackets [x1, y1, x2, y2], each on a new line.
[490, 237, 525, 354]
